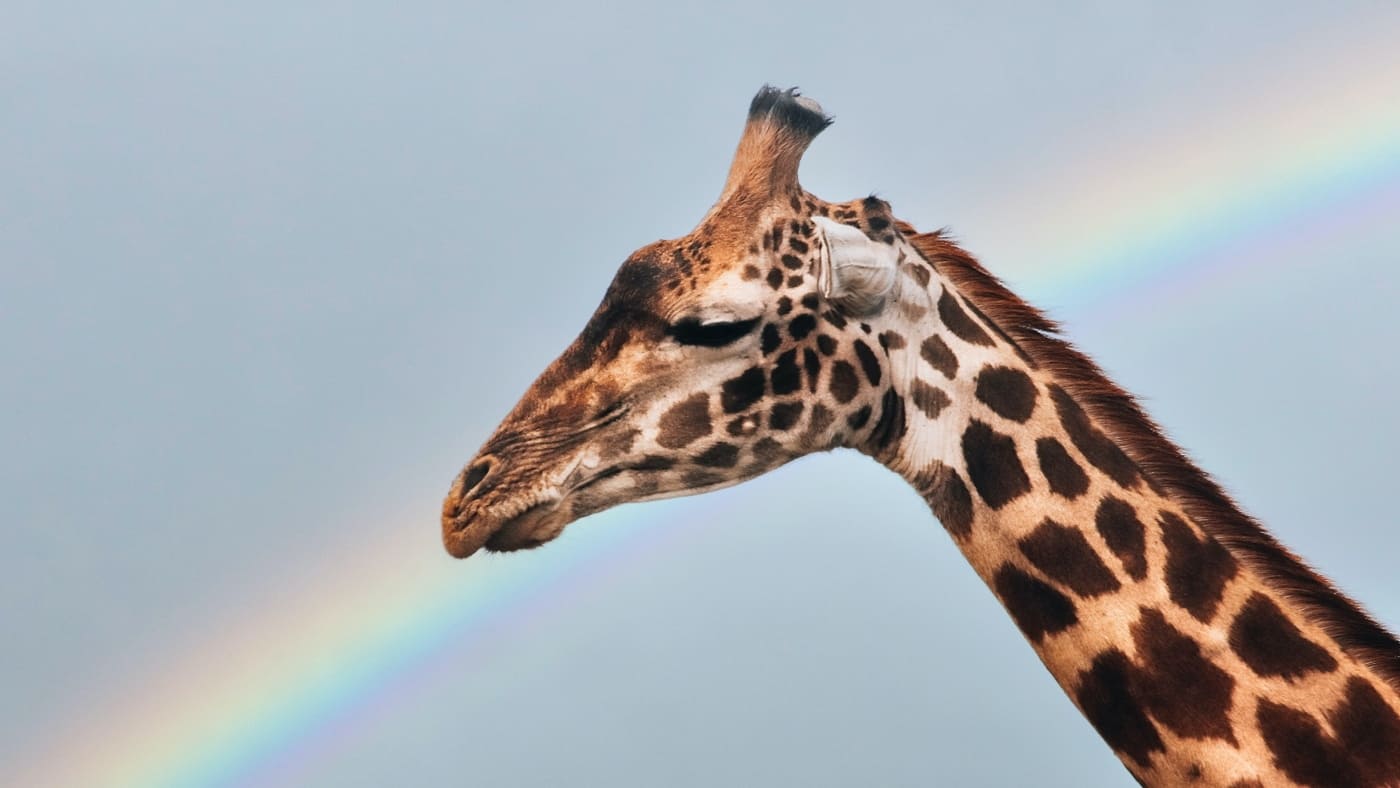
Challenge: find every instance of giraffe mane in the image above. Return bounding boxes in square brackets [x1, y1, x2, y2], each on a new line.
[902, 223, 1400, 693]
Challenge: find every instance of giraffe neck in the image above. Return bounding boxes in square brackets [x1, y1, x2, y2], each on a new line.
[855, 234, 1400, 786]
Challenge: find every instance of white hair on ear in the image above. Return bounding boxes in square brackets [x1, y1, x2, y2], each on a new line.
[812, 216, 899, 316]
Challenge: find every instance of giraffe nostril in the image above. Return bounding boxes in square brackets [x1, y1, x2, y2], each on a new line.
[459, 459, 493, 500]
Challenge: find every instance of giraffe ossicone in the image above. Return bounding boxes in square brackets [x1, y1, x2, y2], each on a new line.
[441, 85, 1400, 786]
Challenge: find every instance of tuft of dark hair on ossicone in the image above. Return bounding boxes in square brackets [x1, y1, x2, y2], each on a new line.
[747, 85, 834, 140]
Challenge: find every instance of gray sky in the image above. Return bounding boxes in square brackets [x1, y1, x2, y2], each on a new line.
[5, 3, 1400, 786]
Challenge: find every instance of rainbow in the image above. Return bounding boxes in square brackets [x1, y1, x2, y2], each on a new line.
[15, 36, 1400, 788]
[16, 495, 720, 788]
[987, 36, 1400, 318]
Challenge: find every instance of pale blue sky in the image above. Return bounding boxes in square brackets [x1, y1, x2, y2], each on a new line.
[4, 3, 1399, 786]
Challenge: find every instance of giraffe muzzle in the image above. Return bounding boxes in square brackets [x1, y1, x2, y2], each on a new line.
[441, 399, 643, 558]
[442, 489, 565, 559]
[441, 449, 583, 558]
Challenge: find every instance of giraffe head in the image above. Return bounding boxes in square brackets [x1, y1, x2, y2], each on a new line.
[442, 87, 926, 558]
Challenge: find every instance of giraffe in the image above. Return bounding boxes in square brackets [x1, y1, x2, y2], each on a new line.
[440, 86, 1400, 786]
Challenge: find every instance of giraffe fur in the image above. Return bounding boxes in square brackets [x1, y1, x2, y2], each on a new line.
[440, 86, 1400, 786]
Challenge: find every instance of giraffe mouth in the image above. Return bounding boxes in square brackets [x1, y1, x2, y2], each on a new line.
[470, 465, 632, 554]
[442, 489, 558, 558]
[444, 451, 739, 559]
[482, 499, 564, 552]
[443, 458, 623, 559]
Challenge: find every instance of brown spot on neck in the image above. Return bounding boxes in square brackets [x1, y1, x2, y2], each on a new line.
[961, 420, 1031, 509]
[1017, 519, 1121, 598]
[1228, 592, 1338, 680]
[913, 461, 973, 538]
[1159, 512, 1237, 623]
[1130, 607, 1237, 745]
[1094, 497, 1148, 581]
[994, 564, 1078, 642]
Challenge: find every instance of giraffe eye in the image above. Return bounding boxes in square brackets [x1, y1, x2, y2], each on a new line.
[668, 317, 761, 348]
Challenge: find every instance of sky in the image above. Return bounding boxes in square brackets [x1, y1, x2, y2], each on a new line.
[4, 2, 1399, 786]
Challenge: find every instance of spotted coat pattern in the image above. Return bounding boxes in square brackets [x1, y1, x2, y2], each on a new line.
[442, 87, 1400, 786]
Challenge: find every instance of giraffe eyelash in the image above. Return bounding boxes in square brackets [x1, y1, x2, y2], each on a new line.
[667, 317, 761, 348]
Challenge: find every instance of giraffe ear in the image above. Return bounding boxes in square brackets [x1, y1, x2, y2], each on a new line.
[812, 216, 899, 316]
